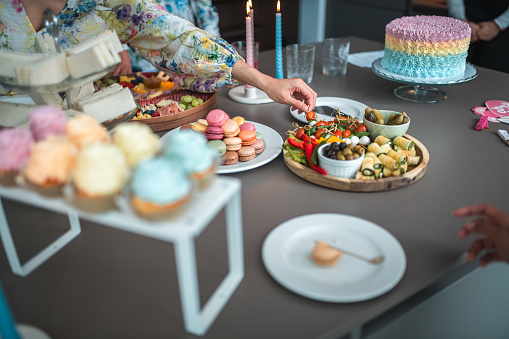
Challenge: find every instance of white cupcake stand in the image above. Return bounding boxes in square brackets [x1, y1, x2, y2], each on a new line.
[0, 177, 244, 336]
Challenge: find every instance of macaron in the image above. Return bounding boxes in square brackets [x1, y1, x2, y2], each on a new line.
[221, 120, 240, 138]
[197, 119, 208, 126]
[239, 122, 256, 132]
[205, 126, 224, 140]
[256, 132, 263, 140]
[223, 137, 242, 151]
[191, 122, 207, 133]
[250, 139, 265, 155]
[231, 116, 246, 127]
[238, 130, 256, 146]
[208, 140, 227, 156]
[223, 151, 239, 165]
[180, 123, 193, 131]
[238, 146, 256, 162]
[206, 109, 229, 127]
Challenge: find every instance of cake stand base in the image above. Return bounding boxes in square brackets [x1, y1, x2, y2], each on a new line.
[228, 85, 273, 104]
[394, 85, 447, 103]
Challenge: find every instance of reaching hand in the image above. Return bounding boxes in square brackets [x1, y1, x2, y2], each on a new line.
[467, 21, 481, 42]
[112, 50, 133, 76]
[477, 21, 501, 41]
[263, 77, 317, 114]
[454, 204, 509, 266]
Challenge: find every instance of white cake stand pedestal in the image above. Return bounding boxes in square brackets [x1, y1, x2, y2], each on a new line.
[372, 58, 478, 103]
[228, 85, 273, 104]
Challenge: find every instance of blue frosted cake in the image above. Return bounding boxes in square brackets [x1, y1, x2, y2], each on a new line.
[381, 16, 471, 78]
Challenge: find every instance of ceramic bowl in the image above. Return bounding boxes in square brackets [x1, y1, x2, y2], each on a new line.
[364, 110, 410, 140]
[317, 144, 364, 178]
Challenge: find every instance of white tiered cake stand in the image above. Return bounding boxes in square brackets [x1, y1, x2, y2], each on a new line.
[372, 58, 478, 103]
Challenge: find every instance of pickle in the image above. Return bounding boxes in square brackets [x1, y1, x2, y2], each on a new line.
[365, 111, 377, 123]
[373, 109, 385, 125]
[402, 116, 409, 124]
[388, 114, 404, 125]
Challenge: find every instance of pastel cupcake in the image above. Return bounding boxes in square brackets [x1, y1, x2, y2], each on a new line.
[66, 114, 111, 149]
[24, 136, 77, 196]
[29, 105, 67, 141]
[164, 130, 217, 189]
[0, 128, 34, 186]
[71, 143, 130, 212]
[131, 157, 192, 220]
[112, 122, 161, 168]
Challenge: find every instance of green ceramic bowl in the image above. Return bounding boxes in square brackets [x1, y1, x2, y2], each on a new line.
[364, 110, 410, 140]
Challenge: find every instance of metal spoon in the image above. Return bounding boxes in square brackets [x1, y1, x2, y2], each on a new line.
[317, 241, 385, 265]
[313, 105, 351, 118]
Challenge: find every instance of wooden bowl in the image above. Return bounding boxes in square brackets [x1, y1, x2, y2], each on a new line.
[131, 91, 217, 133]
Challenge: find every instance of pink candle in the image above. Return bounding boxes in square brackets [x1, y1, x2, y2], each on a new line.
[246, 1, 253, 67]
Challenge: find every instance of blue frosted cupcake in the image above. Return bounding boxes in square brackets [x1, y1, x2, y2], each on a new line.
[131, 157, 192, 220]
[164, 130, 217, 189]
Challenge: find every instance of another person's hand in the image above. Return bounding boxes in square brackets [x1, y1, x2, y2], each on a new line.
[467, 21, 480, 42]
[112, 50, 133, 76]
[477, 21, 501, 41]
[454, 204, 509, 266]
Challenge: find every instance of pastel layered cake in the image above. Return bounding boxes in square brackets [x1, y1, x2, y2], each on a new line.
[381, 16, 471, 78]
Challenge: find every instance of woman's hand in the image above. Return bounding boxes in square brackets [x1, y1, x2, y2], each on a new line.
[232, 59, 317, 114]
[477, 21, 501, 41]
[455, 204, 509, 266]
[112, 50, 133, 76]
[467, 21, 480, 42]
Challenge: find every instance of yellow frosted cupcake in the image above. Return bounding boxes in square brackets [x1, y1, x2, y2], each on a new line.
[66, 114, 111, 149]
[71, 143, 130, 212]
[112, 122, 161, 168]
[24, 136, 77, 196]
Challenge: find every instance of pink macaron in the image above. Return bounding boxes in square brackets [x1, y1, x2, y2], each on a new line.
[206, 109, 230, 127]
[239, 122, 256, 132]
[250, 139, 265, 155]
[205, 126, 224, 140]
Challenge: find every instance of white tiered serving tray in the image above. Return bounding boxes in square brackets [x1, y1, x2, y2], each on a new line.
[0, 176, 243, 336]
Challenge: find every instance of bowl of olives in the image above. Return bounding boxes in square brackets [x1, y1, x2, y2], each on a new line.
[363, 108, 410, 140]
[318, 142, 365, 178]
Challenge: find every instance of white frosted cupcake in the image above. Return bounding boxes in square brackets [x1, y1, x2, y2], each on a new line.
[164, 130, 217, 190]
[112, 122, 161, 168]
[71, 143, 130, 212]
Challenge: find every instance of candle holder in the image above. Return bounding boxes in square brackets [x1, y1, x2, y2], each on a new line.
[228, 85, 273, 104]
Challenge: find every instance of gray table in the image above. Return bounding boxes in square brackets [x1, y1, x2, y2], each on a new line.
[1, 36, 509, 339]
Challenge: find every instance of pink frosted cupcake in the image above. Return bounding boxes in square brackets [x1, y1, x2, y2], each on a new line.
[0, 128, 34, 186]
[29, 105, 67, 141]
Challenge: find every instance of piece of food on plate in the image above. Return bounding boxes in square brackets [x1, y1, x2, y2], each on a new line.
[208, 140, 227, 156]
[238, 130, 256, 146]
[206, 109, 229, 127]
[238, 146, 256, 162]
[250, 139, 265, 155]
[29, 106, 67, 141]
[24, 136, 77, 195]
[112, 122, 161, 168]
[312, 240, 344, 267]
[66, 114, 111, 149]
[131, 157, 192, 220]
[223, 137, 242, 151]
[0, 128, 34, 186]
[223, 151, 239, 165]
[221, 120, 240, 138]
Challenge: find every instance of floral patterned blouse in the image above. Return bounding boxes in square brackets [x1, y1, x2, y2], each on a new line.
[0, 0, 241, 93]
[157, 0, 220, 37]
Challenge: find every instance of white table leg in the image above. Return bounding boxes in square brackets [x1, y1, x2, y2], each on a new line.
[174, 189, 244, 336]
[0, 197, 81, 277]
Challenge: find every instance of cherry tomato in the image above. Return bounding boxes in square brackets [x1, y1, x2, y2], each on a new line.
[306, 111, 317, 121]
[315, 121, 329, 128]
[295, 128, 306, 140]
[355, 124, 367, 132]
[342, 130, 352, 138]
[347, 124, 357, 131]
[333, 130, 343, 139]
[315, 128, 326, 139]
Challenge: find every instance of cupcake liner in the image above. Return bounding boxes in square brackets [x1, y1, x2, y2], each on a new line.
[63, 184, 119, 213]
[190, 163, 216, 190]
[130, 193, 191, 221]
[0, 171, 18, 187]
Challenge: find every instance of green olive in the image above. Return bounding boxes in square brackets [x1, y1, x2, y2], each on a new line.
[336, 154, 346, 161]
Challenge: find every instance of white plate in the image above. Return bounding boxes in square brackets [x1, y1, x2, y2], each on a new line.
[262, 214, 406, 303]
[160, 121, 283, 174]
[290, 97, 368, 124]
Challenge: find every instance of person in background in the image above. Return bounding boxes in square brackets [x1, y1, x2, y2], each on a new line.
[446, 0, 509, 73]
[1, 0, 316, 113]
[124, 0, 221, 73]
[455, 204, 509, 266]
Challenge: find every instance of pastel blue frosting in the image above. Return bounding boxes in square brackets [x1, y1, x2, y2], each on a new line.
[164, 130, 217, 174]
[131, 157, 191, 204]
[381, 48, 467, 78]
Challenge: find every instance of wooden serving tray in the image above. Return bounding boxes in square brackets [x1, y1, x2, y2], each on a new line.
[283, 134, 429, 192]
